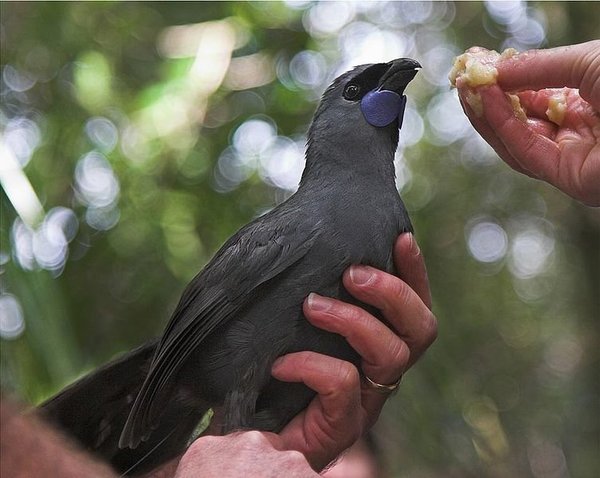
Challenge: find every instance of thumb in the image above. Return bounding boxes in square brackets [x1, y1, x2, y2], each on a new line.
[496, 40, 600, 109]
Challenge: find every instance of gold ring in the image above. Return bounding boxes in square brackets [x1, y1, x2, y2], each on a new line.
[363, 374, 402, 395]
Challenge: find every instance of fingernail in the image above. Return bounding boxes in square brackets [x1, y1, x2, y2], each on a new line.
[307, 292, 332, 312]
[272, 356, 285, 368]
[350, 266, 374, 286]
[271, 356, 286, 374]
[408, 233, 421, 256]
[406, 232, 415, 249]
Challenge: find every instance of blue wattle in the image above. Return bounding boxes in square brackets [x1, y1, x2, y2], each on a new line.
[360, 90, 407, 128]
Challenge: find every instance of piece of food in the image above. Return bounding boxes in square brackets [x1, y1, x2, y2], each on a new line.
[450, 47, 523, 120]
[464, 90, 484, 116]
[546, 91, 567, 125]
[508, 93, 528, 122]
[449, 49, 499, 88]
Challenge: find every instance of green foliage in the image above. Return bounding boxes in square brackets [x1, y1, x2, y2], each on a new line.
[1, 2, 598, 476]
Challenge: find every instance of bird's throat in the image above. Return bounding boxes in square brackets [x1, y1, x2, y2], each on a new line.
[300, 140, 398, 192]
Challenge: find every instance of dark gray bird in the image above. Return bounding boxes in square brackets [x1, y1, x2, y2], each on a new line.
[41, 58, 420, 475]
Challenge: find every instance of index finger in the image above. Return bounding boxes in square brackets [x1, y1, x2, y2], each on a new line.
[479, 84, 561, 184]
[393, 233, 432, 310]
[496, 41, 600, 107]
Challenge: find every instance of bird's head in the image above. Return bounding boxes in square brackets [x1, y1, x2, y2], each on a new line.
[305, 58, 420, 177]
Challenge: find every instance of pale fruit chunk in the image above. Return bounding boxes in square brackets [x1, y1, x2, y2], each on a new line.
[449, 48, 518, 87]
[449, 50, 499, 116]
[508, 94, 527, 122]
[465, 91, 484, 116]
[449, 50, 498, 88]
[546, 92, 567, 125]
[450, 48, 523, 119]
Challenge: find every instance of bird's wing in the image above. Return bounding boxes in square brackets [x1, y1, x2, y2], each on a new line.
[120, 214, 321, 448]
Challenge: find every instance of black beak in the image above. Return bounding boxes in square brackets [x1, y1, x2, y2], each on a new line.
[378, 58, 421, 94]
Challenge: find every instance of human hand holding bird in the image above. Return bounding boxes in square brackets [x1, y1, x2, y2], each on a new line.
[140, 232, 434, 478]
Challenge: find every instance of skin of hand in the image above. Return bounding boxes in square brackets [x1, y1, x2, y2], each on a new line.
[456, 40, 600, 206]
[174, 431, 319, 478]
[0, 233, 433, 478]
[1, 398, 117, 478]
[141, 233, 437, 478]
[268, 231, 436, 471]
[150, 232, 437, 477]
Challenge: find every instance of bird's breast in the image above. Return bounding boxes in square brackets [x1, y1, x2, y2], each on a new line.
[324, 190, 403, 268]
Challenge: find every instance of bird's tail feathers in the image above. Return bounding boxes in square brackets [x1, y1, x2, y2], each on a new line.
[39, 340, 206, 475]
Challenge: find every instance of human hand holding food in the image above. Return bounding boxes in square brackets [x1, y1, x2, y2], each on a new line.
[452, 41, 600, 206]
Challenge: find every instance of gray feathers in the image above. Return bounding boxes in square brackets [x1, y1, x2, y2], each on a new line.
[120, 215, 322, 447]
[119, 58, 419, 454]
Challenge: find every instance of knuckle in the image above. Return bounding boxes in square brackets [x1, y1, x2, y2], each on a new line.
[421, 311, 439, 345]
[330, 304, 372, 342]
[365, 273, 403, 310]
[335, 362, 360, 390]
[388, 338, 411, 370]
[392, 279, 413, 309]
[577, 43, 600, 105]
[340, 304, 367, 324]
[285, 450, 308, 465]
[190, 435, 215, 449]
[244, 430, 267, 445]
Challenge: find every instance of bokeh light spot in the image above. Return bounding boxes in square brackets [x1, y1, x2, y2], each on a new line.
[303, 2, 355, 37]
[3, 117, 41, 167]
[289, 50, 327, 90]
[32, 219, 68, 273]
[259, 136, 305, 191]
[85, 117, 119, 152]
[508, 227, 554, 279]
[75, 151, 120, 208]
[0, 294, 26, 340]
[427, 90, 472, 145]
[527, 439, 568, 478]
[399, 103, 424, 147]
[2, 65, 36, 92]
[86, 206, 121, 231]
[11, 219, 35, 270]
[232, 117, 277, 158]
[467, 220, 508, 263]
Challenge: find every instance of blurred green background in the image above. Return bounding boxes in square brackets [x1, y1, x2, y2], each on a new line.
[1, 1, 598, 477]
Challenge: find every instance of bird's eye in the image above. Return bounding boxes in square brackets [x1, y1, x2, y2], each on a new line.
[343, 84, 361, 100]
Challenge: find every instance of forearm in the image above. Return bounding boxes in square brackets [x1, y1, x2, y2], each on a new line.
[1, 398, 116, 478]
